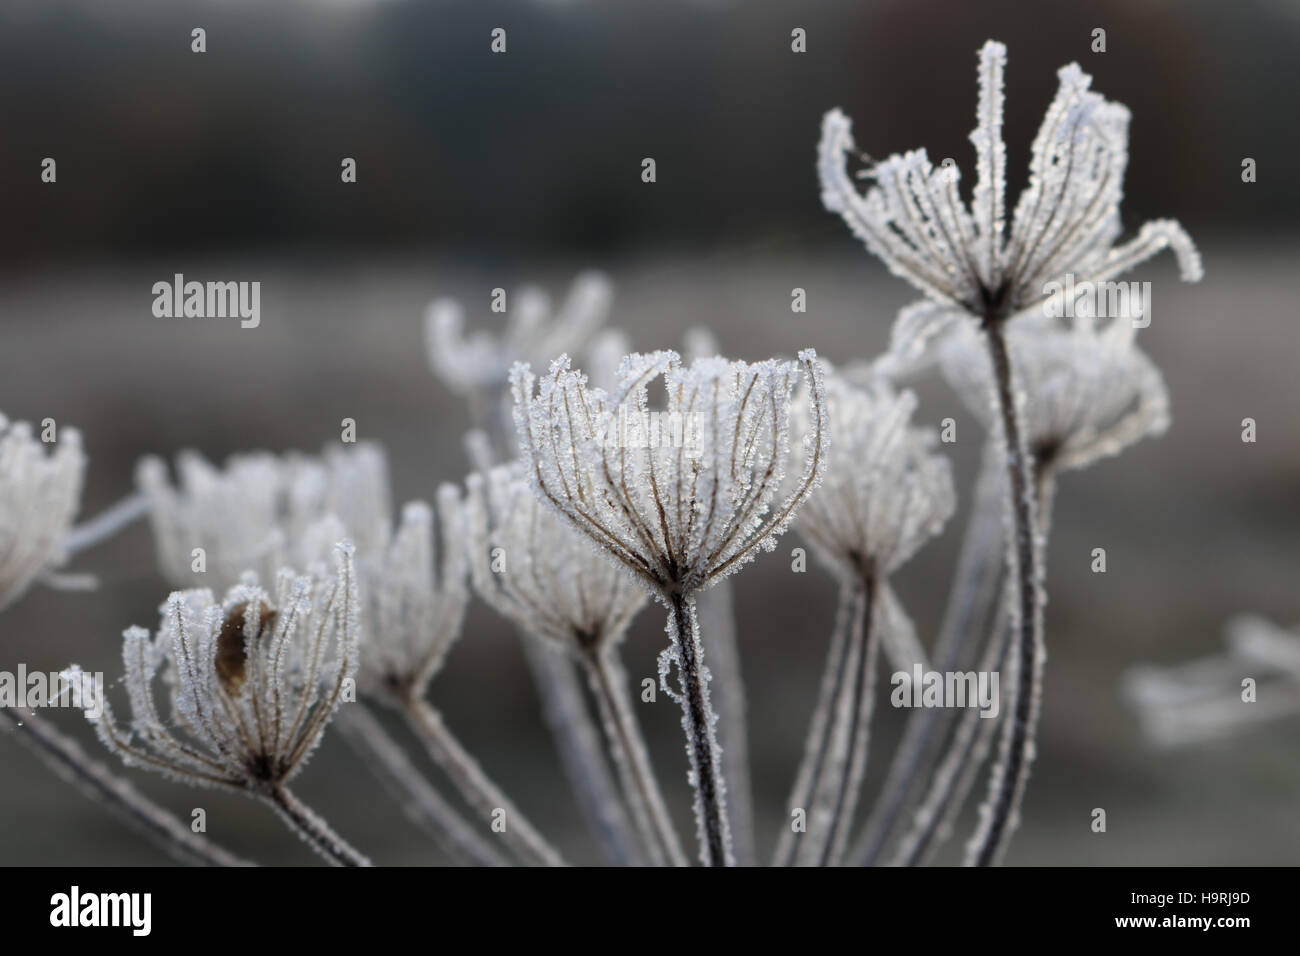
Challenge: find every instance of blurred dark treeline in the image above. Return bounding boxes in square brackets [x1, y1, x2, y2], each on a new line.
[1, 0, 1296, 271]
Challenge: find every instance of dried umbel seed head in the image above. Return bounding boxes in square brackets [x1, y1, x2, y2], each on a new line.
[510, 348, 829, 597]
[465, 464, 647, 656]
[215, 599, 276, 696]
[819, 39, 1202, 348]
[426, 271, 613, 398]
[136, 442, 391, 589]
[795, 373, 955, 580]
[938, 314, 1169, 475]
[350, 488, 471, 704]
[81, 543, 359, 792]
[0, 414, 85, 611]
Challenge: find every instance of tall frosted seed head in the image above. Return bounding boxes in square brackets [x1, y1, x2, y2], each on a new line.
[510, 348, 828, 597]
[819, 39, 1202, 357]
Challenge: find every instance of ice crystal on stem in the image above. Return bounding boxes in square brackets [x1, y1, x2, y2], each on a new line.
[819, 39, 1202, 866]
[0, 414, 85, 611]
[79, 544, 369, 866]
[511, 348, 828, 865]
[466, 464, 686, 866]
[775, 373, 954, 866]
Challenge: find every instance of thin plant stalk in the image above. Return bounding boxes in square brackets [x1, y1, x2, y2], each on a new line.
[817, 575, 882, 866]
[892, 602, 1009, 866]
[63, 491, 150, 556]
[473, 422, 642, 866]
[265, 784, 371, 867]
[895, 468, 1057, 866]
[580, 645, 687, 867]
[696, 578, 757, 866]
[965, 320, 1045, 867]
[403, 694, 567, 867]
[664, 592, 733, 867]
[851, 442, 1005, 866]
[334, 702, 508, 866]
[788, 572, 879, 867]
[774, 576, 863, 866]
[519, 637, 641, 866]
[1, 705, 250, 867]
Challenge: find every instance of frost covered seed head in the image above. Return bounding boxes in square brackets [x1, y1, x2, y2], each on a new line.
[355, 488, 471, 702]
[797, 375, 955, 579]
[0, 414, 85, 611]
[819, 40, 1202, 335]
[939, 314, 1169, 473]
[510, 348, 828, 596]
[466, 464, 647, 655]
[137, 442, 391, 588]
[85, 544, 359, 792]
[427, 271, 613, 397]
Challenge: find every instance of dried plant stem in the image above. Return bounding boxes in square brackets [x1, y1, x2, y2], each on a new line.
[265, 784, 371, 867]
[581, 647, 687, 867]
[1, 705, 250, 866]
[519, 637, 640, 865]
[893, 469, 1057, 867]
[63, 490, 150, 556]
[403, 695, 566, 867]
[334, 703, 508, 866]
[696, 579, 757, 866]
[788, 574, 879, 867]
[475, 412, 639, 865]
[892, 602, 1009, 866]
[851, 443, 1005, 866]
[814, 575, 881, 866]
[774, 576, 863, 866]
[967, 325, 1045, 867]
[665, 591, 733, 866]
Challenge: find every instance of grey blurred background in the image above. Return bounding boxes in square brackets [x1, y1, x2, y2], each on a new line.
[1, 0, 1297, 865]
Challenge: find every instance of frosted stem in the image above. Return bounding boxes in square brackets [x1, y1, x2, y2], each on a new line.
[519, 636, 640, 865]
[1, 705, 250, 867]
[334, 702, 508, 866]
[966, 326, 1046, 867]
[582, 648, 688, 866]
[266, 784, 371, 867]
[894, 469, 1057, 866]
[775, 577, 862, 866]
[63, 491, 150, 556]
[696, 578, 756, 866]
[404, 696, 566, 867]
[821, 576, 882, 865]
[851, 442, 1005, 866]
[793, 574, 877, 866]
[666, 591, 733, 866]
[892, 602, 1009, 866]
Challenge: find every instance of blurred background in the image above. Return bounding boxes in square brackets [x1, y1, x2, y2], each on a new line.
[2, 0, 1298, 865]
